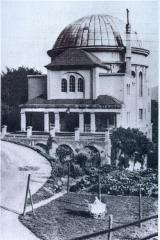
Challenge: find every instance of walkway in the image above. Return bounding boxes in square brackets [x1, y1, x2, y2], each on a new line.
[0, 141, 51, 240]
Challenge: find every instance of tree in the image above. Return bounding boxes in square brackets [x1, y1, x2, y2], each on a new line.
[111, 127, 153, 169]
[1, 66, 41, 131]
[151, 100, 158, 144]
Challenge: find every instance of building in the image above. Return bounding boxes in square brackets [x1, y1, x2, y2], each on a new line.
[20, 11, 152, 139]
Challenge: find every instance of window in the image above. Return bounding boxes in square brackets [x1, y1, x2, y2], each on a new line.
[131, 71, 136, 78]
[127, 112, 130, 123]
[61, 78, 67, 92]
[127, 84, 130, 95]
[82, 27, 89, 46]
[69, 75, 75, 92]
[139, 72, 143, 97]
[78, 78, 84, 92]
[139, 109, 143, 120]
[148, 102, 150, 112]
[148, 88, 150, 96]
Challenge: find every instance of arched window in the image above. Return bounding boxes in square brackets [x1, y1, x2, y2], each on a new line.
[126, 83, 130, 95]
[69, 75, 75, 92]
[139, 72, 143, 97]
[131, 71, 136, 78]
[61, 78, 67, 92]
[78, 78, 84, 92]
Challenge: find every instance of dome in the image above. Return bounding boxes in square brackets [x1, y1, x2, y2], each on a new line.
[50, 15, 142, 53]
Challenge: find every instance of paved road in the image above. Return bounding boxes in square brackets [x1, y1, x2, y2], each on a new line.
[0, 141, 51, 240]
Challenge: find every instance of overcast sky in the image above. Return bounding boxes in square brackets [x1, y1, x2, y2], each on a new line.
[1, 0, 159, 86]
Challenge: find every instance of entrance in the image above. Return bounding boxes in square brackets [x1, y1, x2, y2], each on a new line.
[96, 113, 116, 131]
[60, 112, 79, 132]
[26, 112, 44, 131]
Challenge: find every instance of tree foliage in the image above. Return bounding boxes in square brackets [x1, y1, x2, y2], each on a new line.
[111, 127, 153, 168]
[1, 66, 41, 131]
[151, 100, 158, 144]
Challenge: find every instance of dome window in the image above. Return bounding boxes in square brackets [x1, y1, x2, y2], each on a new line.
[69, 75, 75, 92]
[61, 78, 67, 92]
[78, 78, 84, 92]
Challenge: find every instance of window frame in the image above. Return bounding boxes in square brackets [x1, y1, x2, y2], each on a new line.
[139, 108, 143, 120]
[126, 83, 130, 95]
[78, 78, 84, 92]
[139, 72, 143, 97]
[69, 75, 75, 92]
[61, 78, 67, 92]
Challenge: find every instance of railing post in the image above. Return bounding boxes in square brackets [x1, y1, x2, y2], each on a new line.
[108, 214, 113, 240]
[74, 128, 80, 141]
[139, 184, 142, 228]
[50, 125, 55, 137]
[1, 125, 7, 138]
[27, 126, 32, 138]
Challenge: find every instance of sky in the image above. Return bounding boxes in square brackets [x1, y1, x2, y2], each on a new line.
[1, 0, 159, 87]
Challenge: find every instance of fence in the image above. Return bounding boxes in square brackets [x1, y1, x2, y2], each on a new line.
[22, 174, 157, 240]
[69, 214, 158, 240]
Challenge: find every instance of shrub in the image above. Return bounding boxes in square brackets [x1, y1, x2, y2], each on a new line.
[70, 167, 158, 197]
[70, 163, 84, 178]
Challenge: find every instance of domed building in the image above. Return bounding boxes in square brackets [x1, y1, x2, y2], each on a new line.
[20, 11, 152, 139]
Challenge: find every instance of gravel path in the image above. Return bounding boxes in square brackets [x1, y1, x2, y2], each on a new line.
[0, 141, 51, 240]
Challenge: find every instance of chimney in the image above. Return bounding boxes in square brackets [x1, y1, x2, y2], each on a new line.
[125, 9, 131, 76]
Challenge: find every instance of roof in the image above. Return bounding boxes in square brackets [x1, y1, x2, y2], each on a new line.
[45, 48, 109, 70]
[20, 95, 122, 109]
[48, 14, 143, 57]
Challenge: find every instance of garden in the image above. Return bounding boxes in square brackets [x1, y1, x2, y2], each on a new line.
[18, 127, 158, 240]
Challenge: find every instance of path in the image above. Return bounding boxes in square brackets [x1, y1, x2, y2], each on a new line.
[0, 141, 51, 240]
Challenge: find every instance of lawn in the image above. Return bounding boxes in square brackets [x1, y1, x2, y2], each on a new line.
[19, 193, 157, 240]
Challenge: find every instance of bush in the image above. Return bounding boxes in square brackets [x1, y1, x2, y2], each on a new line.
[75, 151, 89, 168]
[70, 167, 158, 197]
[70, 164, 84, 178]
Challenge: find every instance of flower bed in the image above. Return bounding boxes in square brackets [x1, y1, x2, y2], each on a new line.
[70, 166, 158, 197]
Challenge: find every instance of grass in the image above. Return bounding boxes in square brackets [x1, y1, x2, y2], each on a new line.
[19, 193, 158, 240]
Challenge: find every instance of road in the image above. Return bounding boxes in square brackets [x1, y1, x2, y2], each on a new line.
[0, 141, 51, 240]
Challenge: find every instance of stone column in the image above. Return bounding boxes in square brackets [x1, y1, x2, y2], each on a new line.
[1, 125, 7, 138]
[90, 112, 96, 132]
[75, 128, 80, 141]
[113, 114, 116, 128]
[50, 126, 55, 137]
[79, 112, 84, 132]
[55, 112, 60, 132]
[105, 130, 112, 165]
[21, 112, 26, 131]
[27, 126, 32, 138]
[44, 112, 49, 132]
[116, 113, 122, 128]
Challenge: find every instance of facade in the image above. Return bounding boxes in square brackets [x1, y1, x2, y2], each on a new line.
[20, 12, 152, 139]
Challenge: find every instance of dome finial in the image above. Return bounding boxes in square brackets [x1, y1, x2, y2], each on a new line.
[126, 8, 130, 25]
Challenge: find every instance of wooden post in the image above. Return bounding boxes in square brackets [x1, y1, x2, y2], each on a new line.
[67, 161, 70, 193]
[29, 187, 35, 216]
[98, 153, 101, 201]
[139, 184, 142, 228]
[23, 174, 30, 216]
[108, 214, 113, 240]
[98, 172, 101, 201]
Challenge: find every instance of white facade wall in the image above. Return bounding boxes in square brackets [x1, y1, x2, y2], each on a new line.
[47, 69, 91, 99]
[92, 51, 121, 62]
[131, 53, 148, 66]
[97, 74, 124, 101]
[28, 75, 47, 100]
